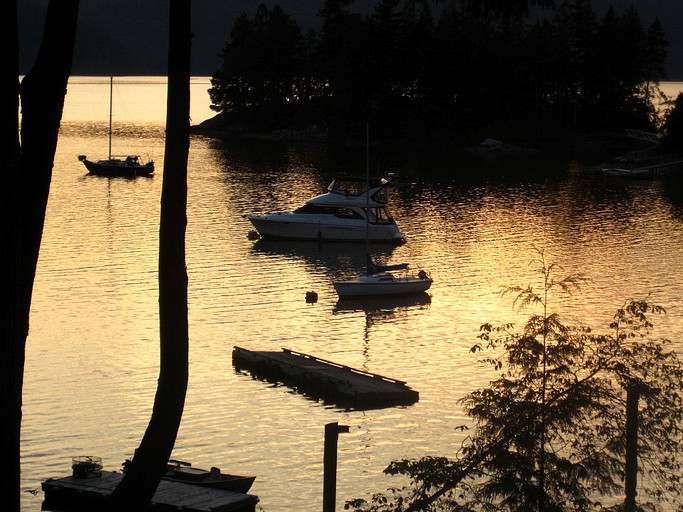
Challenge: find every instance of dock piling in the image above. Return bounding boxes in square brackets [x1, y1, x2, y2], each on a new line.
[323, 422, 349, 512]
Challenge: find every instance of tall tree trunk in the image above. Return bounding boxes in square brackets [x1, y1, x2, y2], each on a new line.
[0, 2, 22, 509]
[0, 2, 79, 510]
[110, 0, 192, 508]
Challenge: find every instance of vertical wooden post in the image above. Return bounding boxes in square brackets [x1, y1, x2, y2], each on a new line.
[624, 384, 640, 512]
[323, 422, 349, 512]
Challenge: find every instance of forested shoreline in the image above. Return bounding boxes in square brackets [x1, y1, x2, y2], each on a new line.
[201, 0, 672, 146]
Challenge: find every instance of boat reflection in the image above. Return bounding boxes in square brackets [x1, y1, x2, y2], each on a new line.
[334, 293, 432, 352]
[82, 172, 153, 181]
[334, 292, 432, 330]
[250, 238, 397, 277]
[334, 291, 431, 315]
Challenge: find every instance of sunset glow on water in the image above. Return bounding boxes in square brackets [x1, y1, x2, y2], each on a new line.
[21, 79, 683, 511]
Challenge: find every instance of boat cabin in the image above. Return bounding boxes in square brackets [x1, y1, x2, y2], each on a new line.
[328, 176, 391, 203]
[293, 204, 396, 224]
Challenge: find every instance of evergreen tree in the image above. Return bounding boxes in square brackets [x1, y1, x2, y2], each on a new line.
[552, 0, 597, 126]
[642, 18, 669, 121]
[613, 6, 651, 128]
[209, 3, 303, 124]
[368, 0, 402, 100]
[520, 19, 558, 124]
[206, 0, 670, 140]
[209, 13, 258, 112]
[317, 0, 367, 132]
[662, 92, 683, 151]
[460, 0, 555, 26]
[396, 0, 435, 102]
[644, 18, 668, 85]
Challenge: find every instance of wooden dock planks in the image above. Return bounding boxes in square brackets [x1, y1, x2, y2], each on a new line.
[42, 471, 259, 512]
[232, 347, 419, 408]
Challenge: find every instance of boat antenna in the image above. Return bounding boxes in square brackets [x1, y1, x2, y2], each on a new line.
[108, 76, 113, 160]
[365, 121, 372, 275]
[365, 122, 370, 272]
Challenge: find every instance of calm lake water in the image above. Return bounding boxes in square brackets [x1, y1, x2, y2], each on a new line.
[21, 77, 683, 511]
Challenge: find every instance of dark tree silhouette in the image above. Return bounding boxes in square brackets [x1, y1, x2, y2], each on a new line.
[461, 0, 555, 25]
[109, 0, 192, 509]
[347, 253, 683, 512]
[209, 3, 303, 127]
[207, 1, 669, 140]
[662, 92, 683, 150]
[0, 2, 80, 511]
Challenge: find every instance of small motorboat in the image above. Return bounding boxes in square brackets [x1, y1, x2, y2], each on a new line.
[248, 174, 404, 242]
[333, 260, 432, 298]
[163, 461, 255, 493]
[122, 458, 255, 493]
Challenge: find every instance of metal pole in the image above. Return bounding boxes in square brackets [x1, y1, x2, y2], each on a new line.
[108, 76, 113, 160]
[323, 422, 349, 512]
[624, 384, 640, 512]
[365, 122, 370, 270]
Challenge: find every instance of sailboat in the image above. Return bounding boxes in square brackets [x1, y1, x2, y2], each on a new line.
[333, 256, 433, 298]
[78, 77, 154, 177]
[332, 125, 432, 299]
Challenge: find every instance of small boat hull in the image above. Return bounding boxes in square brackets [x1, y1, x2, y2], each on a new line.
[334, 273, 433, 298]
[602, 167, 653, 179]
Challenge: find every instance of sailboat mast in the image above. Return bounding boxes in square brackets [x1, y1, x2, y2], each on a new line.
[108, 76, 113, 160]
[365, 122, 370, 259]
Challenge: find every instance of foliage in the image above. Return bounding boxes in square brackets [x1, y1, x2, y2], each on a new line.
[208, 4, 306, 128]
[209, 1, 669, 140]
[346, 249, 683, 512]
[662, 92, 683, 150]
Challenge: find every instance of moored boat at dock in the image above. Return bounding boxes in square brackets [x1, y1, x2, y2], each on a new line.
[162, 460, 256, 493]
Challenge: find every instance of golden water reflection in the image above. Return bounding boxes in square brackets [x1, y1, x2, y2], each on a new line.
[22, 102, 683, 512]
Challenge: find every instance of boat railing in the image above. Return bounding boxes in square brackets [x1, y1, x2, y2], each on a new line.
[329, 175, 390, 198]
[281, 348, 408, 385]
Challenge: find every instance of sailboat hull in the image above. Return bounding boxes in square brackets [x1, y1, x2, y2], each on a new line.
[333, 273, 433, 298]
[81, 158, 154, 177]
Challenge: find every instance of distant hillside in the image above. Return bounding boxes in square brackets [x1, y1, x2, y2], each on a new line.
[17, 0, 683, 80]
[17, 0, 333, 76]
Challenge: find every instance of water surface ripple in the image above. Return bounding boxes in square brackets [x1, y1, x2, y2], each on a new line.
[21, 81, 683, 512]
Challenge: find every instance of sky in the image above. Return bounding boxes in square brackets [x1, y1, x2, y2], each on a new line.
[17, 0, 683, 79]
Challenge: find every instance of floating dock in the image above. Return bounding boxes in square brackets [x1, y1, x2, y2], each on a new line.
[42, 471, 258, 512]
[232, 347, 419, 408]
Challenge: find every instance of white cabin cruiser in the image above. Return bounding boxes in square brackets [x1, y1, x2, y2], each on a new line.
[248, 175, 405, 242]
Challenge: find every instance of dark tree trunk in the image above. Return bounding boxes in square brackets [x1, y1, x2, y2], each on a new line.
[0, 2, 22, 509]
[110, 0, 192, 508]
[0, 2, 79, 510]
